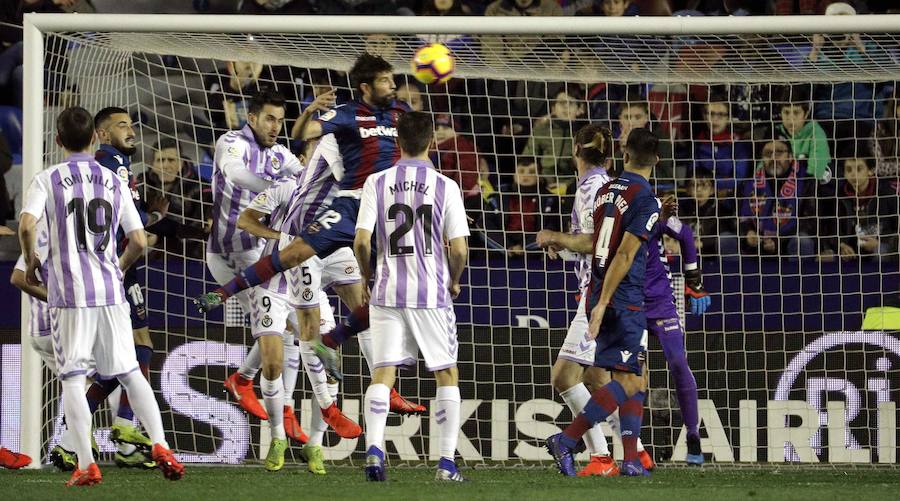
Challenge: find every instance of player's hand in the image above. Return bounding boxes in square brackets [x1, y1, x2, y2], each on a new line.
[449, 281, 461, 299]
[148, 196, 170, 219]
[546, 245, 560, 260]
[25, 257, 41, 287]
[361, 284, 371, 305]
[587, 303, 606, 340]
[535, 230, 557, 249]
[307, 89, 336, 114]
[660, 194, 678, 221]
[0, 225, 13, 236]
[684, 268, 710, 315]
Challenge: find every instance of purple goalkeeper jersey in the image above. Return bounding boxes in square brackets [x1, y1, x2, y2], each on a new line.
[644, 216, 699, 319]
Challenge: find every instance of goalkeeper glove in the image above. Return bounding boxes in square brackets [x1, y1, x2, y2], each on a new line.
[684, 268, 711, 316]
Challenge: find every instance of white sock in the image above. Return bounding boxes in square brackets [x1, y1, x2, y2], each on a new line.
[108, 386, 121, 422]
[118, 371, 168, 448]
[261, 376, 285, 440]
[363, 383, 390, 452]
[62, 376, 95, 469]
[607, 409, 645, 452]
[239, 342, 262, 380]
[309, 382, 341, 447]
[282, 339, 301, 405]
[435, 385, 461, 461]
[560, 383, 610, 456]
[299, 341, 334, 408]
[357, 330, 374, 374]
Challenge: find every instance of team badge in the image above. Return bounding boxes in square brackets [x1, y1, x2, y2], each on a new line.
[271, 156, 281, 171]
[320, 109, 337, 122]
[261, 315, 273, 328]
[302, 288, 314, 301]
[345, 266, 355, 275]
[253, 192, 268, 204]
[227, 145, 240, 157]
[116, 166, 130, 182]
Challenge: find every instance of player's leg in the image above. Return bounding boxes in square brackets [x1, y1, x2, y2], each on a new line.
[30, 335, 79, 470]
[302, 301, 336, 475]
[413, 306, 465, 482]
[280, 317, 308, 446]
[551, 299, 616, 476]
[97, 303, 184, 481]
[651, 316, 702, 465]
[208, 251, 268, 420]
[52, 307, 103, 486]
[584, 367, 652, 470]
[547, 308, 649, 477]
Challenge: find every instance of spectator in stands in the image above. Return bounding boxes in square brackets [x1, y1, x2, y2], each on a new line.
[396, 81, 425, 112]
[205, 62, 299, 136]
[138, 139, 210, 259]
[599, 0, 639, 16]
[873, 88, 899, 179]
[692, 96, 752, 194]
[494, 156, 560, 256]
[774, 88, 833, 183]
[679, 170, 739, 257]
[739, 139, 819, 258]
[432, 114, 480, 201]
[299, 69, 335, 113]
[521, 87, 586, 193]
[481, 0, 563, 67]
[615, 100, 676, 188]
[237, 0, 313, 14]
[835, 154, 899, 261]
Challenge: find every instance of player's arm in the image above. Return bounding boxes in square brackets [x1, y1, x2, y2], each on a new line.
[11, 268, 47, 302]
[18, 175, 48, 286]
[663, 217, 710, 315]
[444, 184, 471, 299]
[218, 139, 272, 192]
[118, 179, 148, 272]
[237, 207, 280, 241]
[536, 230, 592, 254]
[354, 176, 379, 303]
[353, 228, 373, 285]
[447, 237, 468, 299]
[290, 89, 336, 141]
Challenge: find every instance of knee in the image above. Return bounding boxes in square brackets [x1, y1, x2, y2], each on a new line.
[550, 364, 578, 393]
[262, 360, 282, 380]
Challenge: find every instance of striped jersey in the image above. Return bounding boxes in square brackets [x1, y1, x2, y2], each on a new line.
[281, 134, 339, 236]
[315, 99, 409, 192]
[570, 166, 611, 292]
[245, 175, 306, 295]
[207, 125, 302, 253]
[357, 158, 469, 309]
[586, 170, 661, 313]
[20, 153, 144, 308]
[14, 217, 50, 336]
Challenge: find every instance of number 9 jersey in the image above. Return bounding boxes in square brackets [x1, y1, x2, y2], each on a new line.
[20, 153, 143, 308]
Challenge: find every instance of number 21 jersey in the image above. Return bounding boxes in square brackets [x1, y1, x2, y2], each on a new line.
[21, 153, 144, 308]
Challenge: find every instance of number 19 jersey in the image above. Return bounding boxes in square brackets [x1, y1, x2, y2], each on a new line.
[357, 158, 469, 309]
[587, 170, 660, 313]
[20, 153, 144, 308]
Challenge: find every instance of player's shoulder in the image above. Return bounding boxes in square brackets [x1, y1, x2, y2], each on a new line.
[318, 103, 350, 124]
[391, 99, 412, 113]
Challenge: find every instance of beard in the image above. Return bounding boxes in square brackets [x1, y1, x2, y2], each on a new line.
[370, 91, 394, 108]
[114, 139, 137, 156]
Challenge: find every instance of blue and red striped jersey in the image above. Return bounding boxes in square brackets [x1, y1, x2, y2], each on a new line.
[315, 98, 410, 191]
[586, 170, 661, 313]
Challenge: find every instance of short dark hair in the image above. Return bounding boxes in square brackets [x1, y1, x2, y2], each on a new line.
[58, 107, 96, 152]
[396, 111, 433, 156]
[574, 123, 612, 166]
[516, 156, 538, 167]
[94, 106, 129, 129]
[349, 52, 393, 92]
[623, 128, 659, 167]
[248, 87, 286, 116]
[153, 138, 179, 151]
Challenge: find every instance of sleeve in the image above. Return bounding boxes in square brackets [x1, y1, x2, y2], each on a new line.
[313, 134, 344, 181]
[246, 180, 284, 215]
[279, 149, 304, 176]
[356, 175, 378, 232]
[118, 178, 145, 234]
[216, 136, 271, 192]
[315, 107, 347, 136]
[443, 183, 471, 241]
[623, 191, 660, 241]
[20, 173, 49, 219]
[664, 216, 699, 267]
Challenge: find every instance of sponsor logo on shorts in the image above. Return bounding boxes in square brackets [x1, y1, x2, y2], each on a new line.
[345, 266, 355, 274]
[302, 288, 314, 301]
[261, 315, 273, 328]
[620, 350, 632, 363]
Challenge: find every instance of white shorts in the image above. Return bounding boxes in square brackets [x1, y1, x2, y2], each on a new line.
[31, 335, 59, 375]
[557, 295, 596, 367]
[288, 247, 360, 309]
[249, 288, 296, 339]
[50, 303, 138, 379]
[370, 305, 458, 372]
[206, 249, 263, 313]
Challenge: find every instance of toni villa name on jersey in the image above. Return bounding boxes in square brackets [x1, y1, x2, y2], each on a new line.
[54, 171, 119, 192]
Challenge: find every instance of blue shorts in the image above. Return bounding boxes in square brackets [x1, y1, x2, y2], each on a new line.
[299, 197, 360, 259]
[123, 268, 148, 330]
[593, 307, 647, 375]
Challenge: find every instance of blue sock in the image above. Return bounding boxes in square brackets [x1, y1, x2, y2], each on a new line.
[438, 457, 457, 472]
[366, 445, 384, 462]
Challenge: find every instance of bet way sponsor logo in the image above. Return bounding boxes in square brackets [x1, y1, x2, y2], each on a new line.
[358, 126, 397, 139]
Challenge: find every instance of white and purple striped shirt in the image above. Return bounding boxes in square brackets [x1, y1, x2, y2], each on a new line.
[208, 125, 302, 254]
[14, 218, 50, 336]
[245, 176, 302, 295]
[571, 166, 611, 292]
[282, 134, 339, 236]
[357, 159, 469, 309]
[21, 153, 143, 308]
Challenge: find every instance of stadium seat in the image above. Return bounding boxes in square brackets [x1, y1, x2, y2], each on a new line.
[0, 106, 23, 164]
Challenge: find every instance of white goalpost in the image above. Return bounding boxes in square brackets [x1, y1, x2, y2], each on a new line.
[19, 13, 900, 468]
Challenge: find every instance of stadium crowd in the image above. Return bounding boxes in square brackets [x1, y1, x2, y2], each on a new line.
[0, 0, 898, 265]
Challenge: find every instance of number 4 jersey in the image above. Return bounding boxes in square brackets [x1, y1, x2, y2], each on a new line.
[587, 170, 661, 314]
[20, 153, 144, 308]
[357, 158, 469, 309]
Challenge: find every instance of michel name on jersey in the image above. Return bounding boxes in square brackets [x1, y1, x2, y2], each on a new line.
[55, 171, 118, 192]
[388, 180, 430, 196]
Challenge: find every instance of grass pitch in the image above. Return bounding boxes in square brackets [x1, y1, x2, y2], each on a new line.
[2, 464, 898, 500]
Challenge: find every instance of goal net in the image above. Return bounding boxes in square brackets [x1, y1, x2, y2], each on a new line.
[16, 13, 900, 466]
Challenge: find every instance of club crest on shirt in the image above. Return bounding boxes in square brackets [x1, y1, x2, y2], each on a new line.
[227, 145, 240, 157]
[253, 192, 267, 204]
[271, 156, 281, 171]
[261, 315, 273, 328]
[320, 109, 337, 122]
[302, 288, 314, 301]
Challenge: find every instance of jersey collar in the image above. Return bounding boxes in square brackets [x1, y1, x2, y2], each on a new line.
[578, 166, 607, 188]
[65, 152, 95, 162]
[395, 158, 434, 170]
[97, 143, 130, 166]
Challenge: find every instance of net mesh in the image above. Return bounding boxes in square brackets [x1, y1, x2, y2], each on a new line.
[32, 25, 900, 466]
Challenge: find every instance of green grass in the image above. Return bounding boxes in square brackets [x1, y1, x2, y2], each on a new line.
[3, 464, 899, 500]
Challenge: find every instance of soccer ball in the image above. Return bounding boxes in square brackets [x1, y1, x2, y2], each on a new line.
[411, 43, 454, 85]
